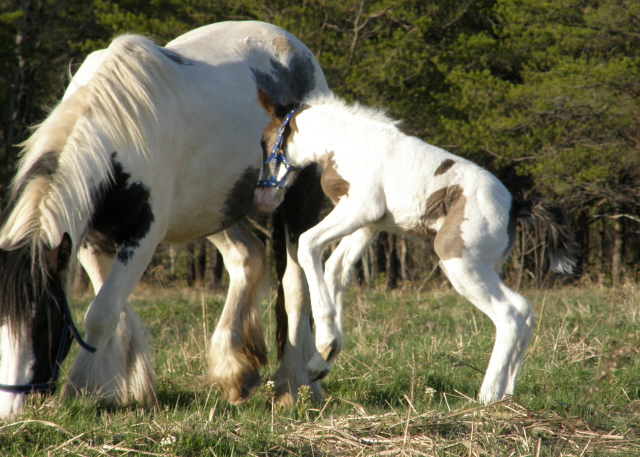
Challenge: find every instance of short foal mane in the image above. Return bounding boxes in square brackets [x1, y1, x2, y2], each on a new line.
[302, 93, 401, 128]
[0, 34, 181, 251]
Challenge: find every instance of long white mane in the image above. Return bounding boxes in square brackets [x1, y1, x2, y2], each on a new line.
[302, 92, 402, 127]
[0, 35, 181, 250]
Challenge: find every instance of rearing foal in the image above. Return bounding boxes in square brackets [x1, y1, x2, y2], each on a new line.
[255, 91, 577, 404]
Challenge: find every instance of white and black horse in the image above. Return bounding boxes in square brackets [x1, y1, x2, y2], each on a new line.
[0, 21, 329, 418]
[256, 91, 577, 404]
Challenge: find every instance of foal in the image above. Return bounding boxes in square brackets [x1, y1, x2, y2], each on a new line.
[256, 91, 577, 404]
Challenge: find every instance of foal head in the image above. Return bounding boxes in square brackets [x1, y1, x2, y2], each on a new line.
[0, 234, 73, 417]
[254, 88, 305, 212]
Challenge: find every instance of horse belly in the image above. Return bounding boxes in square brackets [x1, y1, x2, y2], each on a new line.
[163, 155, 261, 242]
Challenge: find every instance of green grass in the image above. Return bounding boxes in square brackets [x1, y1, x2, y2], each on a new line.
[1, 284, 639, 456]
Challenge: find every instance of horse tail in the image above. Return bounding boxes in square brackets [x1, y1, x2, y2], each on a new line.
[515, 197, 578, 274]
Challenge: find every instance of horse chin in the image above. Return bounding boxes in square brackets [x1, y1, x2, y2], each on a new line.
[254, 187, 285, 212]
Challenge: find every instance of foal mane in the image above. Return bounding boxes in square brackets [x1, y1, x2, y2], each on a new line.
[0, 34, 182, 327]
[302, 92, 401, 128]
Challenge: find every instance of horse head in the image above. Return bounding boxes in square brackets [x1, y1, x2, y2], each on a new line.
[0, 234, 75, 418]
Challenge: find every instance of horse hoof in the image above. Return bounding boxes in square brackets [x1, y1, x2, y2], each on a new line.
[309, 368, 330, 383]
[307, 352, 332, 383]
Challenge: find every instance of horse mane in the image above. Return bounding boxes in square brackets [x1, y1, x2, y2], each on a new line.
[0, 34, 181, 251]
[0, 35, 182, 328]
[302, 92, 402, 128]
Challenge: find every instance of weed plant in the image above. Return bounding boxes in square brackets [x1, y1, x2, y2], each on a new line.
[1, 283, 639, 455]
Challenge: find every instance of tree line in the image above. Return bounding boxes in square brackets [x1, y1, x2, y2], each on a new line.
[2, 0, 639, 289]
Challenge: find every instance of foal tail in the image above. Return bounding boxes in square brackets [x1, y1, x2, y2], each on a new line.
[515, 197, 578, 274]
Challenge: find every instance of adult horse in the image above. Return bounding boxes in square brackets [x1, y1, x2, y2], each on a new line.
[0, 21, 328, 418]
[256, 91, 578, 404]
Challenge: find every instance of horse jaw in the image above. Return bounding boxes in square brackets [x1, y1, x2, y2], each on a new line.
[254, 187, 285, 212]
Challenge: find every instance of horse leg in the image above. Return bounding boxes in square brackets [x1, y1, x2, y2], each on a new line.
[206, 221, 267, 404]
[438, 256, 533, 404]
[272, 233, 322, 406]
[61, 237, 160, 406]
[297, 197, 385, 366]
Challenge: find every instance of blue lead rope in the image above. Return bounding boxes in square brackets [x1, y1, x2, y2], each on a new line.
[0, 294, 96, 394]
[257, 109, 299, 189]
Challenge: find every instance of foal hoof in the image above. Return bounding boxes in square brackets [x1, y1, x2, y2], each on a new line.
[308, 352, 332, 383]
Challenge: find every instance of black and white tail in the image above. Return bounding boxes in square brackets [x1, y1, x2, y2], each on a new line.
[516, 197, 579, 274]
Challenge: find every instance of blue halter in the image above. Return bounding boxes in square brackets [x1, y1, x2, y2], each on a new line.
[257, 109, 299, 190]
[0, 294, 96, 394]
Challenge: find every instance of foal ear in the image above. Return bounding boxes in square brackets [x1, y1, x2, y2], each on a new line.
[46, 233, 73, 274]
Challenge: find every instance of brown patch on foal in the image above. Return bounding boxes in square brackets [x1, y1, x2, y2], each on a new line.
[434, 158, 456, 176]
[319, 152, 350, 203]
[424, 185, 466, 260]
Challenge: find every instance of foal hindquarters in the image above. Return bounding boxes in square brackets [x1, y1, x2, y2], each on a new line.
[432, 198, 533, 404]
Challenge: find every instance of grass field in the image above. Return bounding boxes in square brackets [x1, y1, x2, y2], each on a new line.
[1, 281, 639, 456]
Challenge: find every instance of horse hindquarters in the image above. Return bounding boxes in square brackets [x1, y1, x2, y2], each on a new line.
[206, 221, 267, 404]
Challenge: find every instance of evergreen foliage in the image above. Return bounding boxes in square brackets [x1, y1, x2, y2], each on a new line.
[1, 0, 638, 283]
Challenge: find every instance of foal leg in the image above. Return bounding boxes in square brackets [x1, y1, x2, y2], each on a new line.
[439, 257, 533, 404]
[206, 221, 267, 404]
[306, 227, 379, 380]
[272, 234, 322, 406]
[62, 239, 159, 406]
[297, 197, 385, 365]
[324, 226, 379, 334]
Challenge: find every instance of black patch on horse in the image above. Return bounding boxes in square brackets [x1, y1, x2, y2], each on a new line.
[251, 53, 317, 106]
[88, 152, 154, 264]
[220, 167, 261, 231]
[81, 230, 117, 257]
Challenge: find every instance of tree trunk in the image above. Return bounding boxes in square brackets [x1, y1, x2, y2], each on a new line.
[186, 242, 195, 286]
[612, 216, 624, 287]
[195, 238, 207, 284]
[212, 248, 224, 287]
[386, 234, 399, 289]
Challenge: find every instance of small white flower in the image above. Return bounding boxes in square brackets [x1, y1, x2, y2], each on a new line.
[160, 435, 177, 446]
